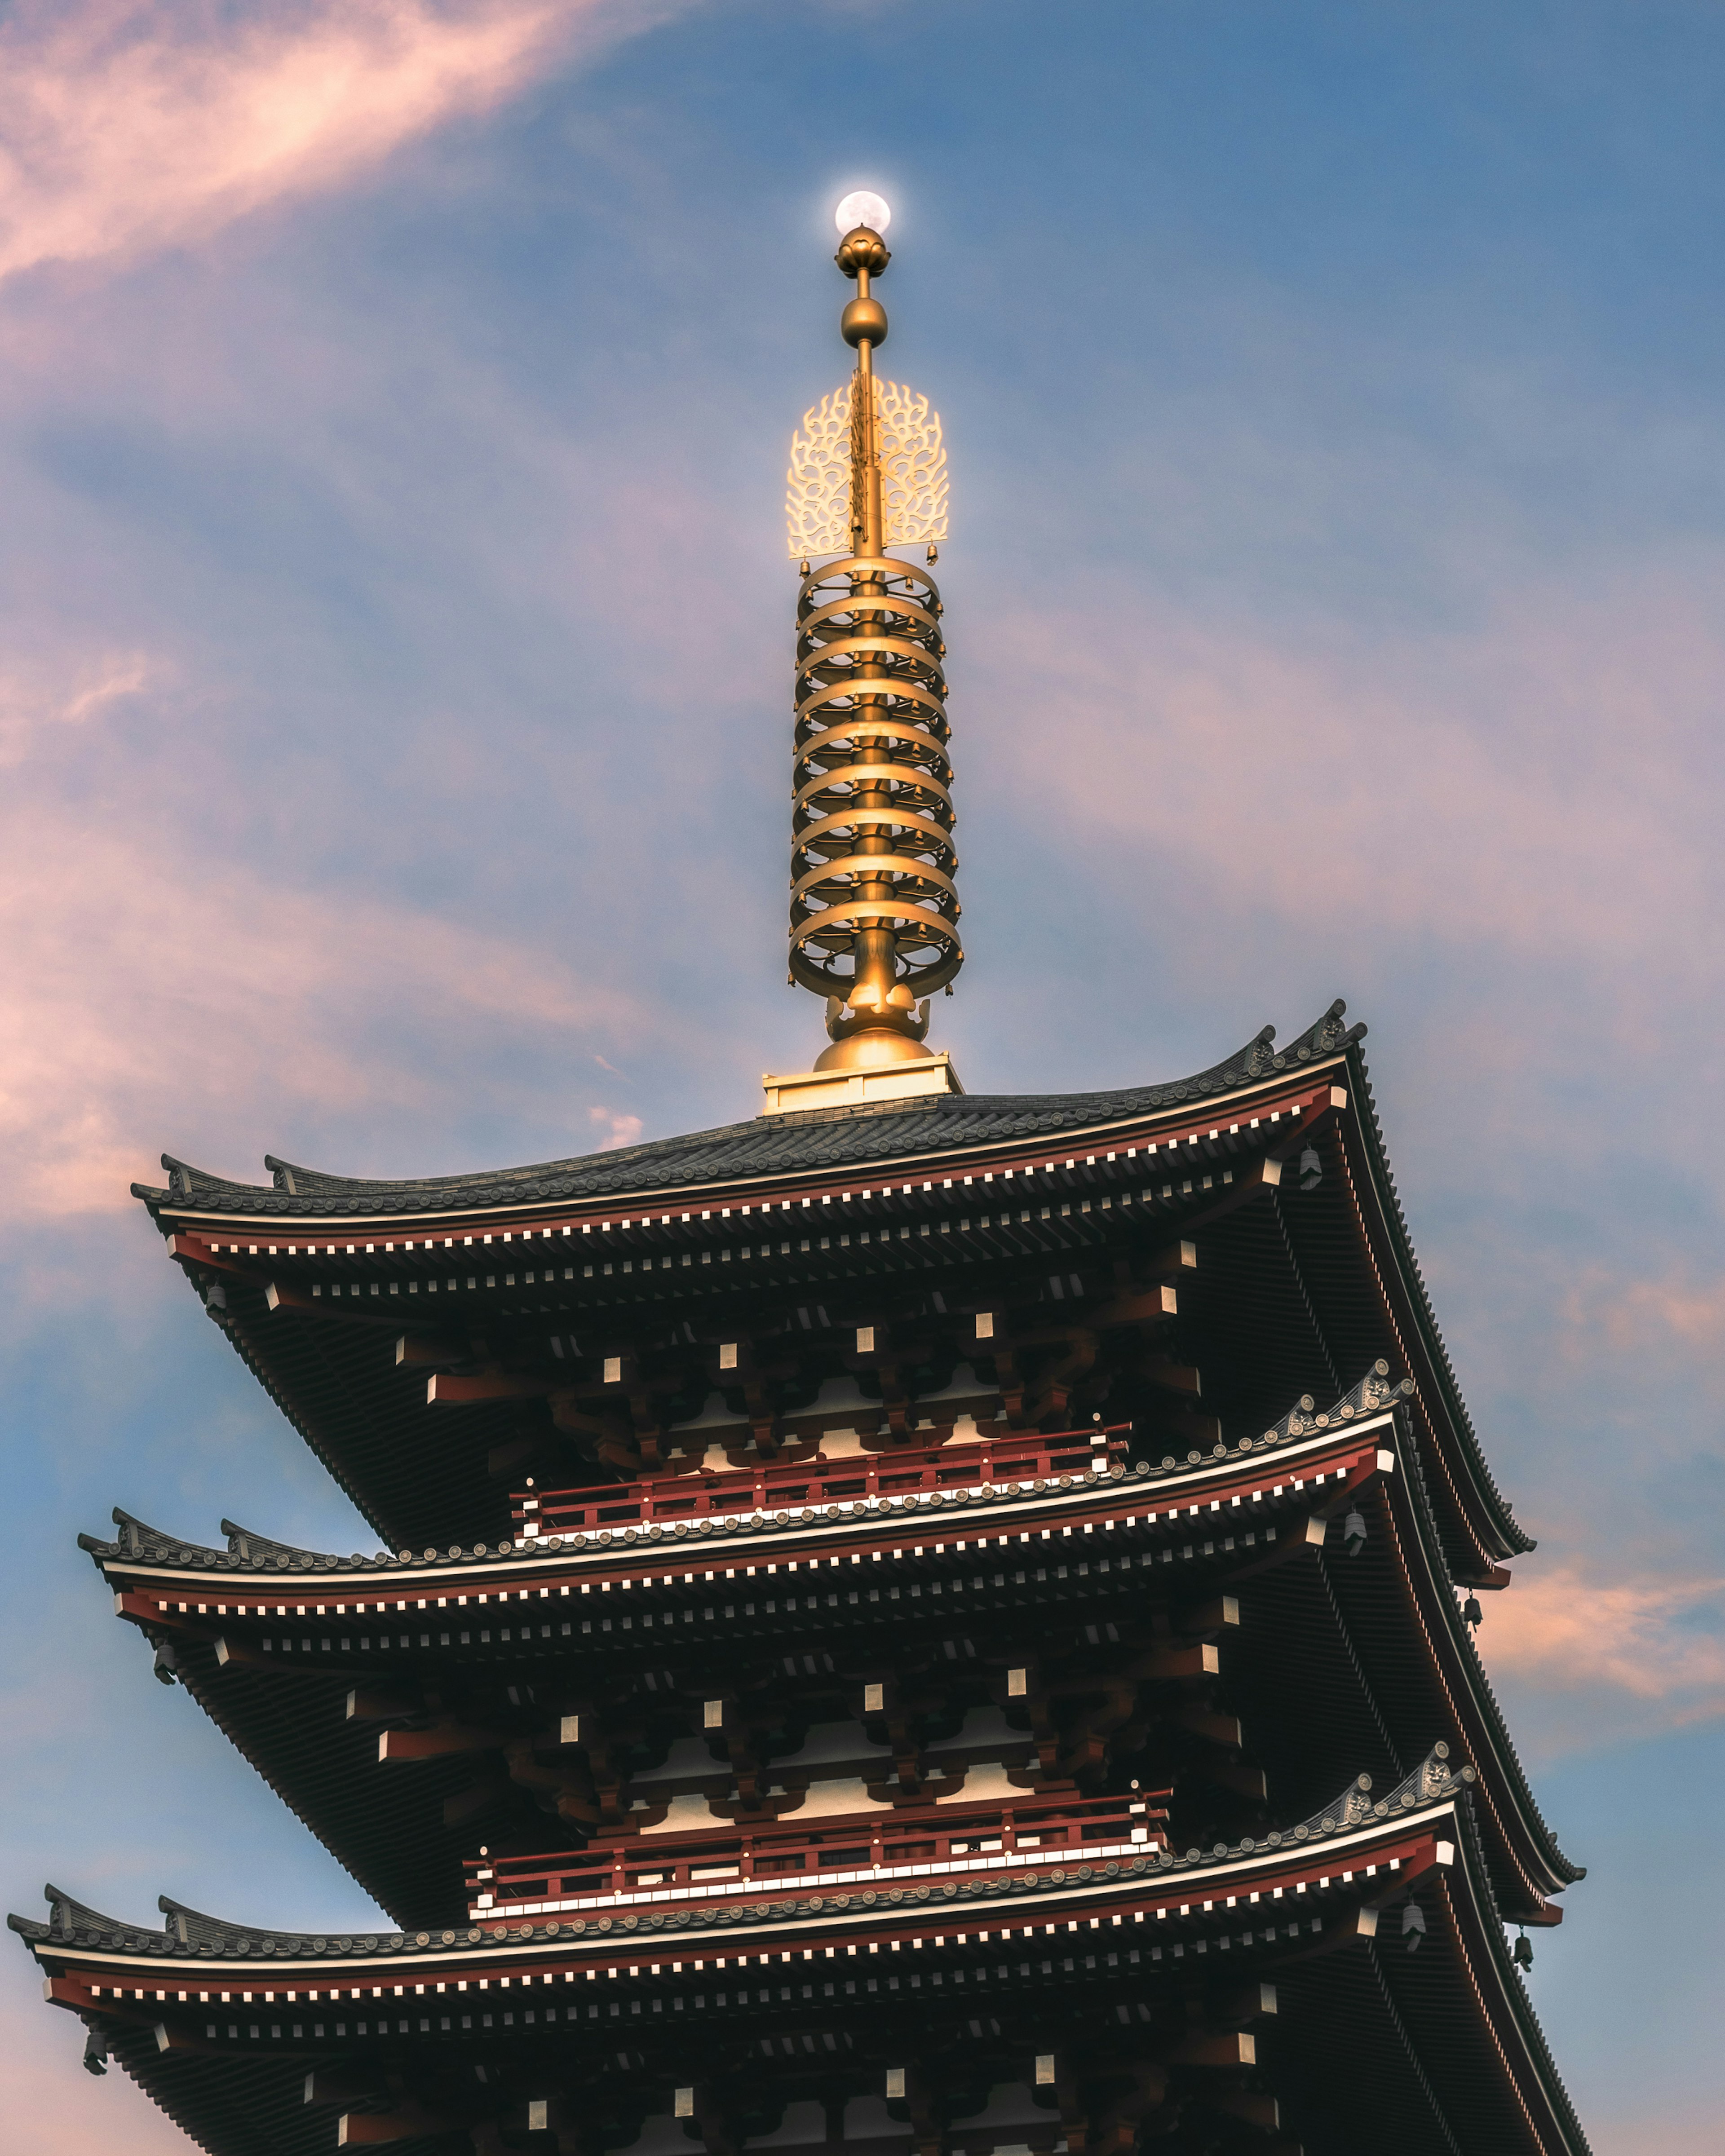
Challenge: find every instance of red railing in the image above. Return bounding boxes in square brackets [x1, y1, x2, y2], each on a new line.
[464, 1789, 1168, 1919]
[513, 1425, 1132, 1539]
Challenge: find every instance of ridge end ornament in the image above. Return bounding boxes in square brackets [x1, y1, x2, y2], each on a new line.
[780, 193, 963, 1085]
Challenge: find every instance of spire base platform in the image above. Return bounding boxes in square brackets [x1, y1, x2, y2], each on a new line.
[760, 1047, 963, 1116]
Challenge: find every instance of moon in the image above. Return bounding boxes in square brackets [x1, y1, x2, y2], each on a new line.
[835, 190, 891, 237]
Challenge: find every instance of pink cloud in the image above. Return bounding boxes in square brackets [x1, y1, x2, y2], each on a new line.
[0, 1997, 193, 2156]
[589, 1105, 644, 1149]
[0, 803, 646, 1216]
[0, 649, 153, 765]
[984, 555, 1725, 998]
[1581, 2101, 1724, 2156]
[1563, 1269, 1725, 1365]
[0, 659, 648, 1221]
[0, 0, 676, 283]
[1478, 1564, 1725, 1753]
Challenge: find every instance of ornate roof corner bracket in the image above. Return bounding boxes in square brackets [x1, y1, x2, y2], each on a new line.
[1246, 1357, 1416, 1453]
[1285, 1745, 1477, 1847]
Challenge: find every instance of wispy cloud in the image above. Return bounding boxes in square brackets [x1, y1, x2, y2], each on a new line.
[0, 0, 676, 284]
[1479, 1564, 1725, 1758]
[1563, 1268, 1725, 1372]
[589, 1105, 644, 1149]
[0, 649, 153, 765]
[0, 658, 647, 1221]
[1588, 2103, 1725, 2156]
[983, 555, 1725, 997]
[0, 2015, 192, 2156]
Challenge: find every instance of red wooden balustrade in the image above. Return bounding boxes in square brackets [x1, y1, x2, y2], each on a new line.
[512, 1425, 1133, 1539]
[463, 1789, 1170, 1920]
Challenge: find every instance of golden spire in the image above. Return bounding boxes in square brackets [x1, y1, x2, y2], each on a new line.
[784, 193, 960, 1079]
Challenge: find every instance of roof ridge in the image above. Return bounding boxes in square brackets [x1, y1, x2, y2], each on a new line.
[9, 1885, 401, 1959]
[130, 1003, 1365, 1212]
[8, 1773, 1471, 1963]
[65, 1365, 1404, 1582]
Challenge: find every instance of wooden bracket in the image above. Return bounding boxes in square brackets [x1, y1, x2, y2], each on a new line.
[264, 1280, 409, 1331]
[427, 1370, 556, 1406]
[338, 2107, 458, 2147]
[1161, 2029, 1256, 2068]
[377, 1722, 504, 1763]
[167, 1234, 262, 1281]
[1264, 1086, 1349, 1162]
[213, 1636, 271, 1670]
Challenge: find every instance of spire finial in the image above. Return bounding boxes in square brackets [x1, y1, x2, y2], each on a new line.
[783, 196, 960, 1076]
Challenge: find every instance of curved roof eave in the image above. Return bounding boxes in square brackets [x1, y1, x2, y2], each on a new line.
[9, 1776, 1590, 2156]
[79, 1367, 1579, 1921]
[1339, 1039, 1535, 1562]
[1450, 1796, 1593, 2156]
[1384, 1403, 1584, 1897]
[131, 1005, 1365, 1220]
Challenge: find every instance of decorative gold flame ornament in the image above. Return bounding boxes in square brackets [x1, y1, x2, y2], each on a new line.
[783, 194, 961, 1083]
[785, 379, 948, 559]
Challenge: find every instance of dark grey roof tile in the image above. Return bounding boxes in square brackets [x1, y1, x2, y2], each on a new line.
[132, 1005, 1363, 1215]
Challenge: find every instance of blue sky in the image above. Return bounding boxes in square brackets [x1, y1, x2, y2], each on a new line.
[3, 4, 1723, 2149]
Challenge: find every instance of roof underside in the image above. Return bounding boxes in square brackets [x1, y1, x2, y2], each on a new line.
[155, 1087, 1527, 1581]
[127, 1005, 1533, 1578]
[79, 1382, 1580, 1925]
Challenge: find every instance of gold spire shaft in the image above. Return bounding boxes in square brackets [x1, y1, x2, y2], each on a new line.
[851, 268, 884, 557]
[846, 269, 893, 1029]
[783, 216, 961, 1075]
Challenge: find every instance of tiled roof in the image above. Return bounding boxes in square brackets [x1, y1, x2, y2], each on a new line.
[9, 1886, 416, 1961]
[75, 1367, 1413, 1577]
[5, 1749, 1470, 1961]
[133, 1005, 1364, 1216]
[75, 1369, 1582, 1903]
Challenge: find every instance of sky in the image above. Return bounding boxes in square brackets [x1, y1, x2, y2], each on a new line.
[2, 1, 1722, 2148]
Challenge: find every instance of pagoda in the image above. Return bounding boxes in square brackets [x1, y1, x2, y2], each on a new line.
[13, 192, 1589, 2156]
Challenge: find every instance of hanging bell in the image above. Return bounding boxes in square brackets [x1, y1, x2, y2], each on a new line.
[1342, 1507, 1367, 1557]
[1401, 1900, 1427, 1952]
[1513, 1931, 1533, 1971]
[1298, 1145, 1323, 1192]
[1463, 1595, 1483, 1628]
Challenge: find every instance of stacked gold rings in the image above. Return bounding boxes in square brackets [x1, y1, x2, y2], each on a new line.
[788, 552, 962, 1001]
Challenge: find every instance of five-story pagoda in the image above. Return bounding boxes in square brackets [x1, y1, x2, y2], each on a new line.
[13, 193, 1589, 2156]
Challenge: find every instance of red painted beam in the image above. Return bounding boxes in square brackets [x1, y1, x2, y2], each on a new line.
[377, 1724, 504, 1763]
[339, 2110, 457, 2147]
